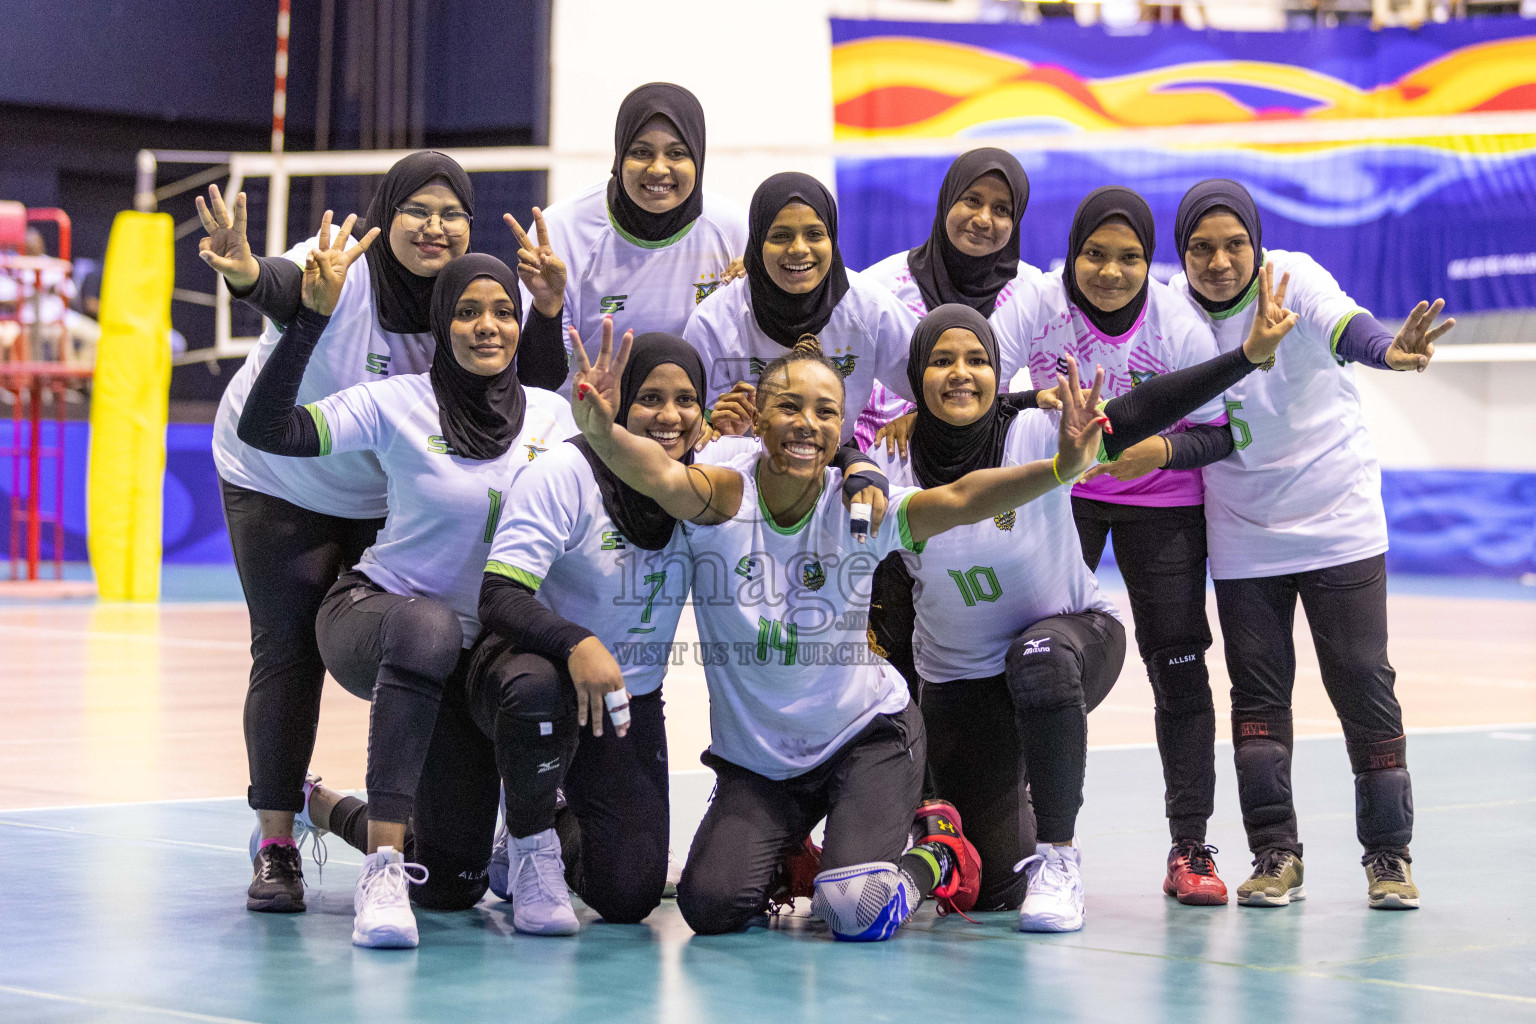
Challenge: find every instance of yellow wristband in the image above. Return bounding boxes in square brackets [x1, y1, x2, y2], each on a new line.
[1052, 453, 1075, 487]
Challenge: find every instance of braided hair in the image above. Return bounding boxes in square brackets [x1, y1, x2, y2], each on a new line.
[754, 335, 846, 412]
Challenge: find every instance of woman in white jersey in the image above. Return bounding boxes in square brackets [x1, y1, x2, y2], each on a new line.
[295, 329, 894, 929]
[688, 172, 920, 443]
[201, 153, 488, 915]
[531, 82, 748, 395]
[568, 325, 1114, 941]
[856, 148, 1042, 447]
[1171, 179, 1452, 911]
[238, 247, 575, 947]
[991, 186, 1244, 906]
[867, 299, 1295, 931]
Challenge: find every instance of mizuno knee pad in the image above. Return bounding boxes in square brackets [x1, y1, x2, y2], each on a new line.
[811, 862, 916, 942]
[1349, 736, 1412, 851]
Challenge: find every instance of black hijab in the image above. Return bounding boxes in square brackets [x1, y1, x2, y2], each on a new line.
[606, 83, 707, 244]
[1174, 178, 1263, 315]
[1063, 186, 1156, 338]
[745, 172, 850, 347]
[906, 303, 1021, 489]
[571, 333, 706, 550]
[908, 148, 1030, 318]
[364, 151, 475, 334]
[428, 254, 525, 461]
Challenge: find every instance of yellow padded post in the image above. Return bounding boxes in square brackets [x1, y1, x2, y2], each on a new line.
[88, 210, 173, 601]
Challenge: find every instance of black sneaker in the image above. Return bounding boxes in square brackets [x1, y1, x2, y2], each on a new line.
[248, 842, 306, 913]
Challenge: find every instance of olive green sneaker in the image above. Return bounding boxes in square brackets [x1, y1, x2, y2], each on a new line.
[1236, 848, 1305, 907]
[1363, 850, 1419, 910]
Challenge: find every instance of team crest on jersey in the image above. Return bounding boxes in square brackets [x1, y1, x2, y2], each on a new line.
[1129, 369, 1160, 387]
[993, 510, 1016, 532]
[525, 443, 548, 462]
[601, 531, 626, 551]
[801, 559, 826, 592]
[828, 353, 857, 378]
[694, 280, 721, 304]
[600, 294, 627, 315]
[735, 556, 759, 580]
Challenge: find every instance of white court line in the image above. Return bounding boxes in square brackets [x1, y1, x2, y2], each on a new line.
[0, 623, 249, 651]
[0, 983, 262, 1024]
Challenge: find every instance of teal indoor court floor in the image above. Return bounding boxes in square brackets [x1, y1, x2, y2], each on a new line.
[2, 727, 1533, 1023]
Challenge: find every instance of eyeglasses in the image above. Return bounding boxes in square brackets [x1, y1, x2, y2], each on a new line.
[394, 204, 472, 235]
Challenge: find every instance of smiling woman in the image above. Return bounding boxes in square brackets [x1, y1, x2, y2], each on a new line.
[685, 171, 921, 443]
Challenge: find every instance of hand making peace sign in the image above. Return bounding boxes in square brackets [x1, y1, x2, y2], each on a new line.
[505, 207, 567, 319]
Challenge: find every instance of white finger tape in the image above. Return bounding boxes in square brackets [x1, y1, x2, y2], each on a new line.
[604, 688, 631, 728]
[850, 501, 872, 536]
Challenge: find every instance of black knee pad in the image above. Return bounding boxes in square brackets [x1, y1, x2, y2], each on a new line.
[675, 879, 754, 936]
[1146, 644, 1213, 717]
[406, 839, 490, 911]
[1232, 716, 1294, 829]
[1005, 634, 1082, 711]
[1349, 737, 1412, 850]
[383, 598, 464, 683]
[486, 651, 572, 723]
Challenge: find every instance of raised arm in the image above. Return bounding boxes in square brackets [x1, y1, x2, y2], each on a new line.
[903, 357, 1105, 544]
[569, 318, 744, 524]
[507, 208, 571, 390]
[236, 212, 378, 457]
[197, 184, 305, 326]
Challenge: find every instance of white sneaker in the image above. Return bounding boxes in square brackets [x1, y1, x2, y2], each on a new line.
[488, 817, 512, 902]
[663, 850, 684, 899]
[1017, 841, 1085, 933]
[509, 828, 578, 936]
[247, 773, 329, 878]
[352, 846, 428, 948]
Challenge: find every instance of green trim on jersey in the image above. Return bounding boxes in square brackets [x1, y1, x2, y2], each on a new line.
[1329, 308, 1365, 362]
[896, 492, 925, 554]
[485, 560, 543, 592]
[304, 404, 332, 456]
[754, 462, 822, 536]
[606, 205, 696, 250]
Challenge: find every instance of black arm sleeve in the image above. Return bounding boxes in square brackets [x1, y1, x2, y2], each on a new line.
[235, 305, 328, 457]
[229, 255, 304, 328]
[479, 572, 594, 662]
[517, 305, 571, 391]
[1165, 423, 1236, 471]
[996, 390, 1040, 413]
[1101, 345, 1255, 459]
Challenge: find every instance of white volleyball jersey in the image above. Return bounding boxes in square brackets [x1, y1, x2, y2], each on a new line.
[869, 411, 1119, 683]
[681, 450, 922, 780]
[855, 251, 1045, 446]
[684, 270, 921, 444]
[213, 236, 435, 518]
[306, 378, 575, 646]
[1170, 249, 1387, 579]
[485, 441, 692, 697]
[530, 182, 748, 398]
[993, 274, 1226, 508]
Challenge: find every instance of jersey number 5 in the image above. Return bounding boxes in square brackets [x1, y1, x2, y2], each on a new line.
[1225, 400, 1253, 450]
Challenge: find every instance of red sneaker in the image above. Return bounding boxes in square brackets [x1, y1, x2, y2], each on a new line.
[1164, 840, 1229, 906]
[768, 837, 822, 913]
[913, 800, 982, 915]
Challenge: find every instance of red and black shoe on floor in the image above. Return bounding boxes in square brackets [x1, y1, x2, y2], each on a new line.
[1163, 839, 1228, 906]
[767, 837, 822, 913]
[913, 800, 982, 915]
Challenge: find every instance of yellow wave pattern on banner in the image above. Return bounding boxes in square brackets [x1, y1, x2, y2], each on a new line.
[832, 36, 1536, 139]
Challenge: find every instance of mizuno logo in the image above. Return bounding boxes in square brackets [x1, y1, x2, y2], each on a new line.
[536, 758, 561, 774]
[1021, 638, 1051, 655]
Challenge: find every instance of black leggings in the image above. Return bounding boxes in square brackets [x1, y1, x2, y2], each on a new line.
[315, 570, 462, 825]
[677, 703, 925, 936]
[1215, 554, 1410, 856]
[220, 478, 383, 814]
[1075, 497, 1216, 843]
